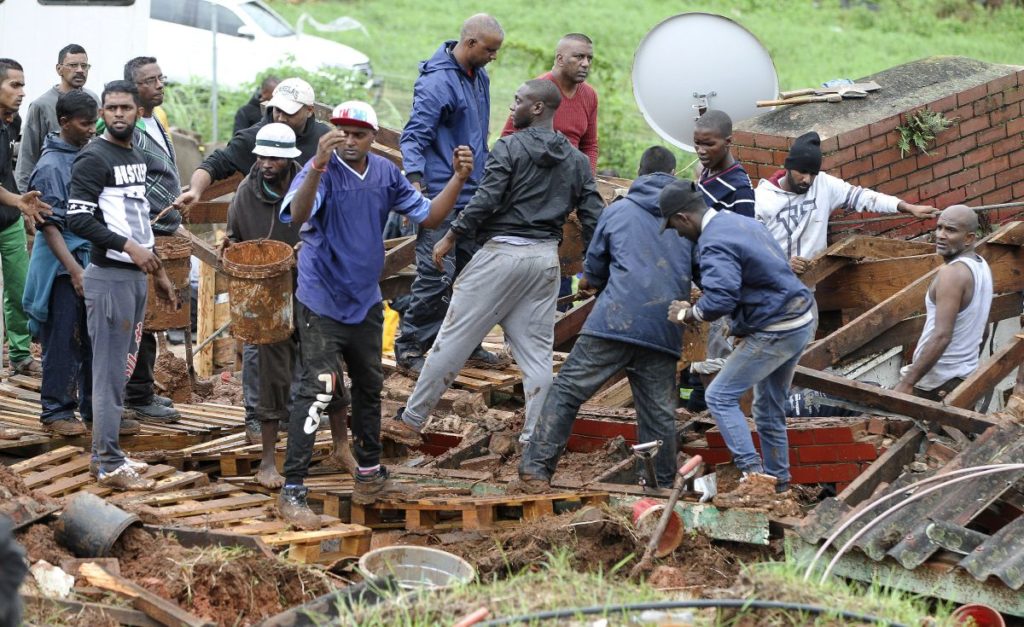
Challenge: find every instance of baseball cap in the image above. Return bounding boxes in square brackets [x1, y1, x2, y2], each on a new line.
[330, 100, 379, 131]
[252, 123, 301, 159]
[658, 179, 705, 232]
[265, 78, 315, 115]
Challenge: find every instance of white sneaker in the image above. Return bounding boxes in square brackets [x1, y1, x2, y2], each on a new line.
[97, 463, 156, 491]
[90, 457, 148, 478]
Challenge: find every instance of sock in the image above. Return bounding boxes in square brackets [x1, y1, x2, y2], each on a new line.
[357, 464, 381, 477]
[284, 482, 304, 489]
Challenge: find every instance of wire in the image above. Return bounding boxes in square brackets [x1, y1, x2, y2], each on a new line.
[478, 599, 905, 626]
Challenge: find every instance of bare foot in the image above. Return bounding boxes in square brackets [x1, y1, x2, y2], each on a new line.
[255, 462, 284, 489]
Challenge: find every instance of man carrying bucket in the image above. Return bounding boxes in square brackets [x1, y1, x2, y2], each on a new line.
[220, 123, 357, 489]
[275, 101, 474, 529]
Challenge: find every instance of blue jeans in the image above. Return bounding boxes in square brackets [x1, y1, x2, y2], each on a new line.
[40, 275, 92, 424]
[521, 334, 679, 486]
[705, 322, 814, 484]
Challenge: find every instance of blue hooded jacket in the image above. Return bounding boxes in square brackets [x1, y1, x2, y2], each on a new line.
[581, 172, 692, 357]
[400, 41, 490, 208]
[693, 210, 813, 336]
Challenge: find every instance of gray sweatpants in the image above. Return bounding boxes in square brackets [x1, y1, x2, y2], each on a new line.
[403, 240, 560, 443]
[84, 264, 147, 473]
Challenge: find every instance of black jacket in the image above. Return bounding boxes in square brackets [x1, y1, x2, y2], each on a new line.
[233, 92, 263, 136]
[450, 127, 604, 247]
[198, 111, 328, 183]
[226, 160, 301, 247]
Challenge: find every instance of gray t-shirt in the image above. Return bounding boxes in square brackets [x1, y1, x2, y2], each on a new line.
[15, 85, 100, 192]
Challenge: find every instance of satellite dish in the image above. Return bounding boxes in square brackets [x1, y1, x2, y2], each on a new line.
[632, 13, 779, 152]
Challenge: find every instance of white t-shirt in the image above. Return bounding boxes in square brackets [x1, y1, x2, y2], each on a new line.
[142, 116, 170, 154]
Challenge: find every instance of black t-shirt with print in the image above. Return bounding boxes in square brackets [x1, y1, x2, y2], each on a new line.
[68, 137, 154, 271]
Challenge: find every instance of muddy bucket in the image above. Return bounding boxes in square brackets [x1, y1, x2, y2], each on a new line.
[57, 493, 141, 558]
[221, 239, 295, 345]
[358, 546, 475, 590]
[144, 235, 191, 331]
[952, 604, 1005, 626]
[632, 498, 685, 558]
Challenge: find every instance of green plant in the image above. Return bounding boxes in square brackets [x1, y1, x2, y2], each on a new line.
[895, 107, 954, 157]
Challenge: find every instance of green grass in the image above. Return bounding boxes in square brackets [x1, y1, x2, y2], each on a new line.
[255, 0, 1024, 174]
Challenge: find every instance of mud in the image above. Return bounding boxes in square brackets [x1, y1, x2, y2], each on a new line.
[192, 371, 243, 404]
[16, 521, 75, 564]
[154, 349, 191, 403]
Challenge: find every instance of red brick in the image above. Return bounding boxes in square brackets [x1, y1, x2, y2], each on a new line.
[1005, 85, 1024, 105]
[856, 167, 890, 189]
[785, 428, 817, 446]
[929, 94, 959, 114]
[819, 135, 840, 153]
[815, 463, 862, 483]
[950, 104, 975, 122]
[855, 135, 889, 159]
[964, 145, 995, 167]
[916, 146, 949, 165]
[918, 178, 950, 200]
[705, 430, 725, 448]
[838, 126, 871, 149]
[988, 73, 1019, 94]
[822, 145, 857, 171]
[790, 465, 821, 484]
[877, 177, 908, 196]
[957, 115, 990, 137]
[1014, 181, 1024, 199]
[869, 115, 901, 137]
[835, 482, 851, 493]
[932, 156, 964, 178]
[1017, 70, 1024, 86]
[991, 103, 1022, 126]
[935, 188, 968, 208]
[1011, 150, 1024, 168]
[908, 167, 934, 188]
[974, 92, 1004, 116]
[732, 131, 755, 147]
[872, 147, 903, 170]
[890, 156, 918, 178]
[1007, 116, 1024, 137]
[840, 158, 874, 180]
[798, 443, 878, 464]
[983, 187, 1014, 205]
[976, 124, 1007, 146]
[754, 134, 791, 151]
[810, 425, 856, 445]
[966, 175, 997, 197]
[980, 155, 1010, 179]
[755, 164, 781, 181]
[743, 146, 777, 165]
[992, 136, 1022, 158]
[957, 83, 989, 106]
[1003, 164, 1024, 185]
[949, 166, 980, 189]
[944, 134, 978, 158]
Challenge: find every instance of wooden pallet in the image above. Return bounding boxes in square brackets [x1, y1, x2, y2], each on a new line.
[8, 446, 209, 500]
[224, 472, 356, 519]
[182, 430, 335, 476]
[118, 484, 371, 563]
[351, 491, 609, 531]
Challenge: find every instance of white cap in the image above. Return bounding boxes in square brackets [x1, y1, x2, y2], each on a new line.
[330, 100, 379, 131]
[252, 123, 301, 158]
[265, 77, 315, 115]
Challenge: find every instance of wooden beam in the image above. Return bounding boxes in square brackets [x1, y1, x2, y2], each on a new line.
[836, 236, 936, 259]
[177, 226, 221, 272]
[815, 254, 941, 311]
[380, 235, 417, 279]
[80, 562, 214, 627]
[944, 333, 1024, 409]
[199, 172, 242, 201]
[553, 297, 595, 348]
[791, 366, 995, 434]
[196, 260, 216, 378]
[837, 427, 926, 507]
[186, 201, 229, 225]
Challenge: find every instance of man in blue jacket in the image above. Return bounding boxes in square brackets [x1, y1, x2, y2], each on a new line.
[513, 147, 690, 491]
[395, 14, 505, 374]
[662, 180, 815, 506]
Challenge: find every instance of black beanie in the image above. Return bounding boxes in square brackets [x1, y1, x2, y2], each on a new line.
[785, 131, 822, 174]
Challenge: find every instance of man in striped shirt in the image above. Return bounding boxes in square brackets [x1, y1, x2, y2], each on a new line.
[694, 110, 755, 217]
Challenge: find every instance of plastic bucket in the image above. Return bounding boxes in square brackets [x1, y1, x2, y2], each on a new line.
[632, 498, 685, 558]
[358, 546, 475, 590]
[951, 604, 1005, 626]
[143, 235, 192, 331]
[56, 493, 141, 558]
[221, 240, 295, 345]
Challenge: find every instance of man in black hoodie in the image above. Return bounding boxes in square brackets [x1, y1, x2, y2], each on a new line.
[233, 75, 279, 135]
[381, 79, 604, 447]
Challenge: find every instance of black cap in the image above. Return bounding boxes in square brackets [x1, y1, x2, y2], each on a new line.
[658, 179, 705, 233]
[784, 131, 822, 174]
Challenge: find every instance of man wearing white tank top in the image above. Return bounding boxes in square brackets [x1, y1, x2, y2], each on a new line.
[895, 205, 993, 401]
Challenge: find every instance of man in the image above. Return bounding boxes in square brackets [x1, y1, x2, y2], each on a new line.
[15, 44, 100, 194]
[233, 75, 279, 135]
[120, 56, 183, 423]
[68, 80, 178, 491]
[895, 205, 992, 400]
[0, 59, 44, 375]
[173, 77, 327, 210]
[220, 123, 356, 489]
[23, 90, 97, 437]
[501, 33, 598, 307]
[756, 131, 937, 273]
[276, 101, 474, 528]
[663, 179, 815, 505]
[515, 146, 688, 492]
[382, 79, 604, 448]
[394, 14, 505, 375]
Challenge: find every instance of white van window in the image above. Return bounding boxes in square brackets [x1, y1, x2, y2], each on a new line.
[238, 1, 293, 38]
[151, 0, 244, 36]
[196, 1, 245, 36]
[39, 0, 134, 4]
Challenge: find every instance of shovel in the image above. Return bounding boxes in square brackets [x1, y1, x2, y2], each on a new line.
[629, 455, 703, 579]
[778, 80, 881, 100]
[756, 94, 842, 108]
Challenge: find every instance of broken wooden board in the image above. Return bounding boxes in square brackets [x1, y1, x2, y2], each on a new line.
[380, 236, 417, 280]
[80, 561, 215, 627]
[944, 333, 1024, 409]
[351, 491, 609, 531]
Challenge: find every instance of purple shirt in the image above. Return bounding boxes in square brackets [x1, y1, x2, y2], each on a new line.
[281, 152, 430, 324]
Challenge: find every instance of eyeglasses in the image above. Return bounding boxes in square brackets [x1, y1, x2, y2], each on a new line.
[62, 63, 91, 71]
[136, 75, 167, 87]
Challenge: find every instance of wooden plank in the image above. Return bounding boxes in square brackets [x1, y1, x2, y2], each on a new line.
[199, 172, 242, 201]
[791, 366, 995, 434]
[187, 201, 229, 225]
[838, 236, 936, 259]
[8, 445, 81, 473]
[380, 236, 417, 279]
[178, 226, 221, 272]
[79, 562, 214, 627]
[837, 427, 926, 507]
[196, 258, 216, 378]
[553, 297, 595, 348]
[158, 494, 270, 518]
[815, 254, 941, 311]
[944, 334, 1024, 409]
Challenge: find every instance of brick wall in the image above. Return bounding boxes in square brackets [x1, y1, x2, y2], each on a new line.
[733, 68, 1024, 239]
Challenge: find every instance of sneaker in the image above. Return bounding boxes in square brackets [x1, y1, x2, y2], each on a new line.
[42, 418, 87, 437]
[152, 394, 174, 408]
[506, 474, 552, 495]
[466, 346, 510, 369]
[379, 410, 423, 447]
[276, 485, 321, 530]
[90, 457, 149, 478]
[396, 354, 425, 376]
[120, 418, 142, 436]
[244, 417, 262, 445]
[98, 463, 156, 491]
[12, 357, 42, 376]
[712, 471, 778, 509]
[352, 467, 417, 505]
[127, 401, 180, 423]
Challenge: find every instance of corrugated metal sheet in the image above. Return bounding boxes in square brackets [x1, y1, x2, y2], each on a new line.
[798, 421, 1024, 591]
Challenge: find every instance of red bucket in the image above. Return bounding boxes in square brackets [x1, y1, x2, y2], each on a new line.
[631, 498, 685, 558]
[951, 604, 1005, 627]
